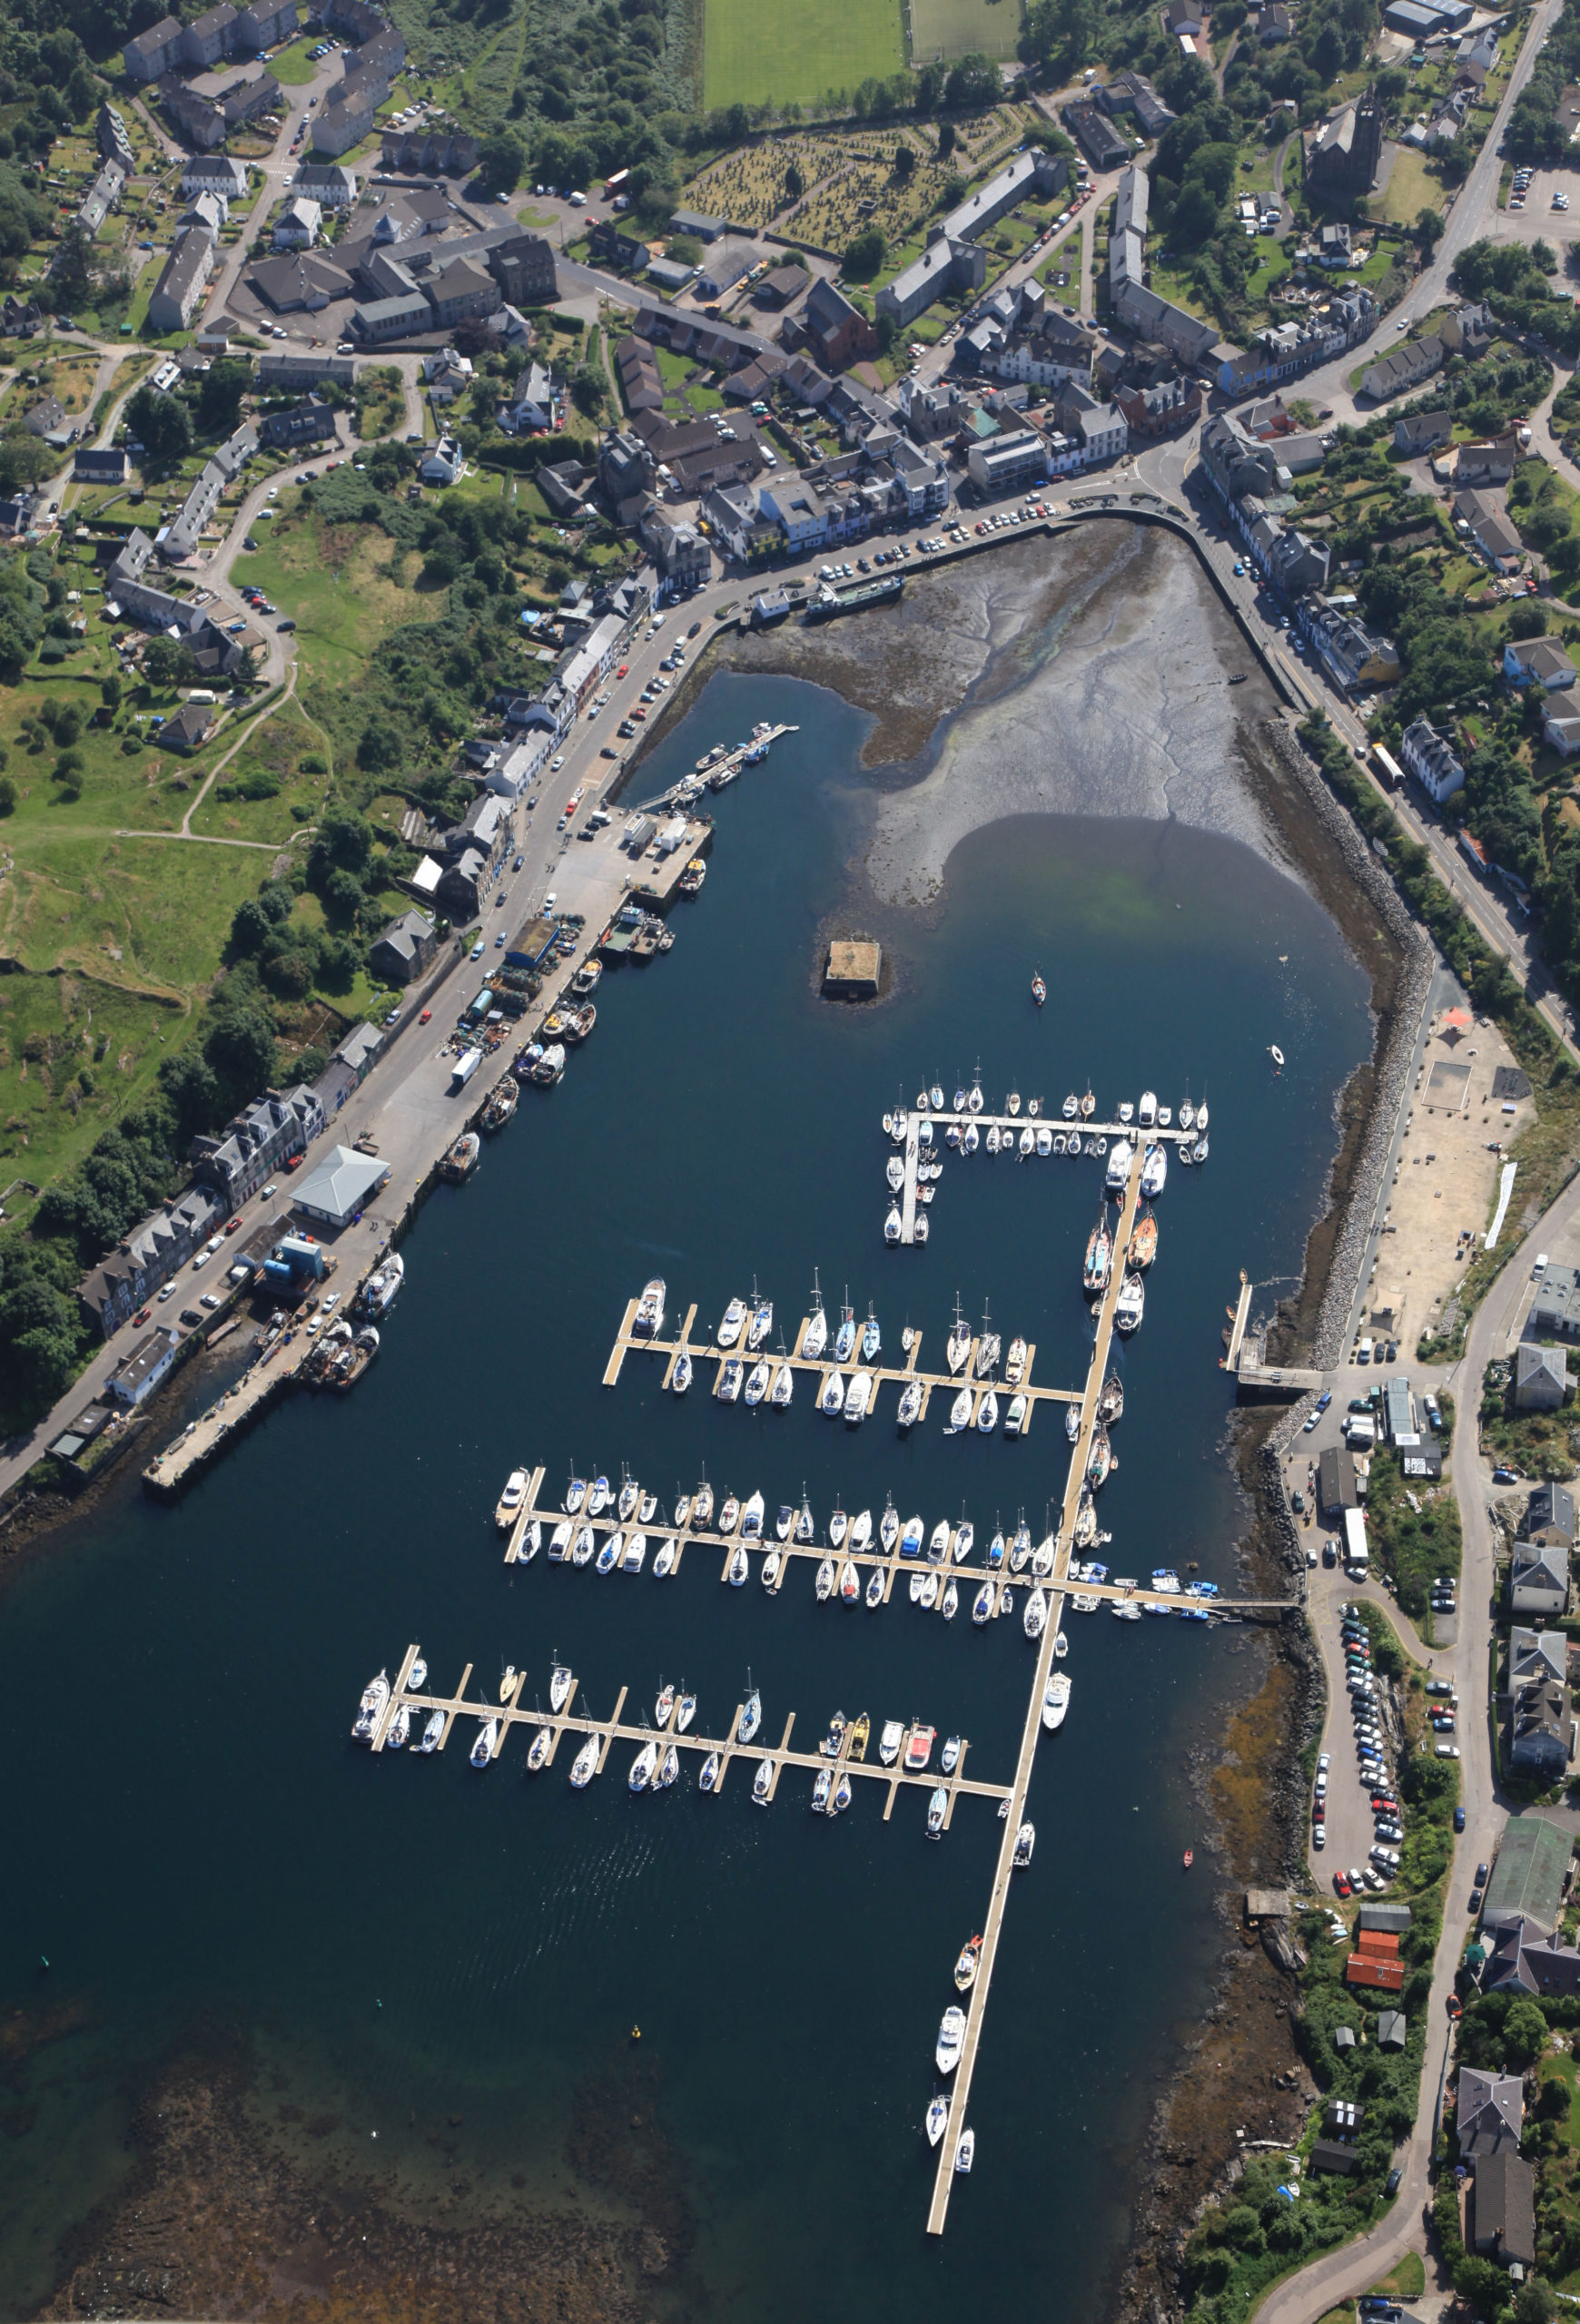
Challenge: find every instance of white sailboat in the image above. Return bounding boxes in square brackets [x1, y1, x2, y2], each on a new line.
[801, 1270, 828, 1359]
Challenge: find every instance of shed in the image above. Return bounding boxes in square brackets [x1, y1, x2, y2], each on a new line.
[291, 1143, 390, 1227]
[506, 915, 559, 970]
[1378, 2011, 1407, 2051]
[1310, 2139, 1363, 2176]
[1481, 1811, 1573, 1934]
[1317, 1444, 1358, 1512]
[825, 940, 881, 997]
[1358, 1903, 1412, 1933]
[1333, 2024, 1358, 2050]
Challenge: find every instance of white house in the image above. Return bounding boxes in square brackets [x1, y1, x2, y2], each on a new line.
[1510, 1541, 1569, 1617]
[420, 437, 465, 486]
[758, 479, 829, 551]
[272, 195, 321, 250]
[182, 155, 248, 202]
[1399, 716, 1465, 804]
[499, 360, 554, 434]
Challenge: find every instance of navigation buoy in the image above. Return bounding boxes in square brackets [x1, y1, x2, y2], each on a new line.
[630, 2025, 642, 2043]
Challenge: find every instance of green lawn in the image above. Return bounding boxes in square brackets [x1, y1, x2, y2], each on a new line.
[909, 0, 1024, 64]
[230, 499, 444, 694]
[268, 35, 321, 83]
[702, 0, 904, 108]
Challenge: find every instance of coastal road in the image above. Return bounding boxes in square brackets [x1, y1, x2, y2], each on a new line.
[1257, 1172, 1580, 2324]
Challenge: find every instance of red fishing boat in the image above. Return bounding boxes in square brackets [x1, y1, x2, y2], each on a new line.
[1182, 1849, 1194, 1870]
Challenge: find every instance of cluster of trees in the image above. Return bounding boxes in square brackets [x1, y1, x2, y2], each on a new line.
[1453, 236, 1580, 359]
[1506, 0, 1580, 164]
[0, 549, 44, 684]
[226, 863, 363, 999]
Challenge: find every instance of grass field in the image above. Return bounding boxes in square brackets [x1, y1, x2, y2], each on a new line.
[908, 0, 1022, 64]
[702, 0, 904, 110]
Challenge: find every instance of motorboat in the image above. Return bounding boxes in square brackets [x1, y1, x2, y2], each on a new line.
[913, 1213, 930, 1244]
[634, 1277, 667, 1338]
[1067, 1403, 1081, 1444]
[821, 1372, 846, 1417]
[470, 1718, 498, 1768]
[657, 1681, 676, 1728]
[954, 1935, 983, 1992]
[936, 2006, 965, 2073]
[1031, 970, 1046, 1007]
[802, 1273, 828, 1359]
[975, 1390, 999, 1433]
[752, 1758, 774, 1805]
[654, 1537, 676, 1578]
[1062, 1092, 1079, 1120]
[1118, 1100, 1134, 1123]
[952, 1520, 974, 1564]
[908, 1570, 925, 1605]
[866, 1563, 885, 1608]
[1088, 1427, 1111, 1489]
[1137, 1090, 1157, 1127]
[834, 1296, 857, 1364]
[901, 1514, 924, 1559]
[946, 1302, 972, 1374]
[879, 1500, 899, 1554]
[745, 1360, 770, 1405]
[597, 1531, 622, 1574]
[1080, 1085, 1096, 1118]
[941, 1733, 961, 1775]
[1115, 1274, 1145, 1334]
[1035, 1125, 1052, 1157]
[926, 1786, 948, 1838]
[588, 1475, 610, 1517]
[986, 1126, 1001, 1156]
[897, 1379, 922, 1428]
[673, 1353, 693, 1394]
[762, 1546, 781, 1590]
[1005, 1393, 1026, 1434]
[699, 1751, 720, 1792]
[1013, 1822, 1035, 1867]
[812, 1767, 832, 1811]
[1083, 1211, 1112, 1295]
[738, 1687, 762, 1743]
[861, 1305, 881, 1364]
[844, 1371, 873, 1425]
[1105, 1138, 1133, 1193]
[954, 2129, 975, 2174]
[618, 1471, 640, 1522]
[1141, 1143, 1167, 1199]
[719, 1492, 741, 1534]
[973, 1583, 993, 1625]
[1053, 1630, 1069, 1659]
[570, 1734, 598, 1787]
[822, 1710, 847, 1759]
[494, 1469, 528, 1530]
[905, 1725, 936, 1772]
[676, 1692, 696, 1732]
[420, 1709, 443, 1753]
[1042, 1671, 1071, 1730]
[1024, 1586, 1048, 1640]
[1007, 1091, 1022, 1117]
[1158, 1105, 1172, 1128]
[716, 1358, 743, 1403]
[629, 1739, 657, 1792]
[948, 1386, 973, 1433]
[1100, 1371, 1124, 1423]
[550, 1665, 573, 1712]
[527, 1725, 551, 1772]
[929, 1519, 950, 1564]
[718, 1296, 746, 1349]
[879, 1720, 904, 1766]
[728, 1544, 750, 1586]
[927, 2096, 950, 2147]
[549, 1521, 573, 1561]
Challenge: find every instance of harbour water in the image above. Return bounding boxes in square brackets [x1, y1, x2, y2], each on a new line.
[0, 669, 1372, 2320]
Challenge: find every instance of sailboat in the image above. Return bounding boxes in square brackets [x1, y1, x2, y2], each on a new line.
[946, 1296, 972, 1375]
[834, 1289, 857, 1364]
[802, 1270, 828, 1359]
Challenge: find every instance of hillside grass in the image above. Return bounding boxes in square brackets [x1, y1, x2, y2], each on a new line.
[702, 0, 904, 109]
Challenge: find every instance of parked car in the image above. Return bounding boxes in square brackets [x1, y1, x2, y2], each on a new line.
[1454, 1806, 1466, 1832]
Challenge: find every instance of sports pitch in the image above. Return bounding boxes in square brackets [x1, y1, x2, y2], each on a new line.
[702, 0, 905, 109]
[907, 0, 1023, 61]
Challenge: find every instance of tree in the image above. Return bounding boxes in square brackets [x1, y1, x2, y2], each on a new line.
[49, 221, 94, 310]
[0, 773, 15, 816]
[1503, 1996, 1548, 2069]
[1416, 204, 1446, 253]
[893, 142, 916, 185]
[476, 132, 526, 199]
[101, 671, 121, 711]
[935, 119, 955, 161]
[569, 363, 606, 419]
[844, 225, 885, 279]
[943, 53, 1000, 108]
[143, 634, 182, 687]
[667, 232, 704, 264]
[1515, 2279, 1558, 2324]
[195, 357, 252, 438]
[1508, 598, 1548, 640]
[1020, 0, 1098, 82]
[785, 161, 805, 202]
[125, 383, 192, 465]
[202, 1007, 277, 1106]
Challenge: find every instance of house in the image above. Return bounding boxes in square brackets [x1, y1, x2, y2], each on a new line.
[1455, 433, 1518, 487]
[693, 235, 767, 300]
[1377, 2012, 1407, 2053]
[1470, 2150, 1537, 2270]
[669, 207, 726, 241]
[261, 397, 337, 450]
[273, 196, 321, 250]
[123, 15, 187, 80]
[877, 236, 986, 330]
[380, 128, 478, 175]
[796, 278, 878, 370]
[1457, 2069, 1525, 2159]
[291, 1144, 390, 1228]
[105, 1325, 182, 1408]
[1165, 0, 1204, 30]
[251, 251, 355, 312]
[1063, 100, 1132, 170]
[23, 394, 64, 438]
[1443, 300, 1496, 355]
[352, 290, 433, 343]
[1305, 84, 1385, 200]
[1509, 1541, 1569, 1616]
[1506, 636, 1578, 691]
[1358, 335, 1445, 402]
[293, 162, 358, 209]
[1507, 1628, 1574, 1777]
[1533, 1265, 1580, 1344]
[755, 261, 810, 310]
[1301, 596, 1399, 693]
[1317, 1445, 1358, 1512]
[1399, 716, 1465, 803]
[1511, 1627, 1568, 1689]
[1309, 2141, 1364, 2177]
[1097, 71, 1176, 135]
[160, 701, 216, 753]
[1486, 1917, 1580, 1996]
[78, 159, 126, 239]
[315, 82, 376, 157]
[1516, 1341, 1570, 1413]
[98, 101, 136, 173]
[1544, 707, 1580, 758]
[1318, 222, 1352, 268]
[191, 1085, 326, 1209]
[1261, 3, 1294, 36]
[76, 1187, 225, 1338]
[499, 362, 554, 434]
[181, 192, 228, 243]
[259, 352, 355, 393]
[146, 227, 214, 336]
[968, 428, 1051, 496]
[182, 156, 250, 203]
[74, 447, 128, 486]
[1394, 409, 1452, 456]
[420, 437, 465, 485]
[1528, 1482, 1577, 1547]
[1057, 388, 1130, 468]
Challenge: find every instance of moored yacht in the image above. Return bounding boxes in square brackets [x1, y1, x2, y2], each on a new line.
[738, 1684, 762, 1742]
[352, 1669, 390, 1743]
[820, 1371, 846, 1417]
[1013, 1821, 1035, 1867]
[936, 2006, 965, 2073]
[947, 1385, 973, 1433]
[1131, 1208, 1158, 1270]
[420, 1709, 443, 1753]
[716, 1357, 743, 1403]
[744, 1359, 770, 1405]
[1141, 1142, 1167, 1198]
[879, 1499, 899, 1554]
[897, 1379, 922, 1428]
[747, 1286, 773, 1349]
[900, 1513, 924, 1559]
[771, 1361, 794, 1406]
[752, 1757, 774, 1805]
[802, 1272, 828, 1359]
[1024, 1585, 1048, 1640]
[866, 1565, 885, 1608]
[629, 1738, 657, 1791]
[816, 1555, 834, 1600]
[844, 1371, 873, 1425]
[717, 1296, 746, 1349]
[633, 1277, 667, 1338]
[1115, 1273, 1145, 1334]
[975, 1389, 998, 1433]
[926, 1785, 948, 1838]
[1105, 1137, 1133, 1193]
[673, 1352, 692, 1394]
[550, 1664, 573, 1712]
[470, 1718, 498, 1768]
[834, 1295, 857, 1363]
[494, 1468, 528, 1529]
[1083, 1208, 1112, 1295]
[946, 1300, 972, 1374]
[728, 1543, 750, 1586]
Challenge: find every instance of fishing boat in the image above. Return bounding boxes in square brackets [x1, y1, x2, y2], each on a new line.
[439, 1131, 480, 1183]
[866, 1564, 885, 1608]
[1105, 1137, 1133, 1193]
[1031, 971, 1046, 1006]
[1013, 1822, 1035, 1867]
[570, 1734, 598, 1787]
[926, 2096, 950, 2147]
[802, 1272, 828, 1359]
[897, 1379, 922, 1429]
[673, 1352, 693, 1394]
[1115, 1274, 1145, 1334]
[752, 1758, 774, 1805]
[844, 1371, 873, 1425]
[954, 1935, 983, 1992]
[1131, 1206, 1158, 1271]
[1141, 1142, 1167, 1199]
[879, 1720, 904, 1766]
[698, 1751, 720, 1792]
[936, 2006, 965, 2073]
[717, 1296, 746, 1349]
[629, 1738, 657, 1791]
[954, 2129, 975, 2174]
[1100, 1371, 1124, 1423]
[879, 1500, 899, 1554]
[1083, 1209, 1112, 1295]
[946, 1300, 972, 1374]
[1088, 1427, 1111, 1489]
[1024, 1585, 1048, 1640]
[494, 1468, 528, 1530]
[834, 1295, 857, 1364]
[550, 1665, 573, 1712]
[926, 1785, 948, 1838]
[1042, 1671, 1071, 1730]
[633, 1277, 666, 1338]
[470, 1718, 498, 1768]
[357, 1251, 405, 1315]
[847, 1712, 870, 1760]
[947, 1384, 973, 1433]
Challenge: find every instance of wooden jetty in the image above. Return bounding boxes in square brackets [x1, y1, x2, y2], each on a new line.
[362, 1645, 1004, 1821]
[1221, 1272, 1322, 1400]
[887, 1103, 1201, 1246]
